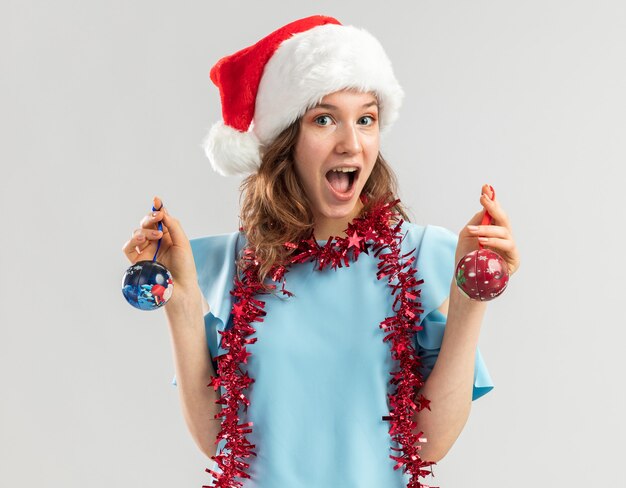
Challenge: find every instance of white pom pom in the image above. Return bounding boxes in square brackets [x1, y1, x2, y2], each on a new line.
[202, 122, 262, 176]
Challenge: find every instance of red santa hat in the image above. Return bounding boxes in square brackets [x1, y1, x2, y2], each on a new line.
[203, 15, 404, 176]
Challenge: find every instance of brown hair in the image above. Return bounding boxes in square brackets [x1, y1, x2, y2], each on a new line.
[238, 117, 411, 286]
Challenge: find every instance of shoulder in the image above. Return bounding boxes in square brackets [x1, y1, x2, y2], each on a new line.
[189, 230, 246, 291]
[189, 230, 246, 255]
[400, 221, 458, 254]
[400, 221, 458, 317]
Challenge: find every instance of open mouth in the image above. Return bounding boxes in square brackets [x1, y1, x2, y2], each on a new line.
[325, 167, 358, 195]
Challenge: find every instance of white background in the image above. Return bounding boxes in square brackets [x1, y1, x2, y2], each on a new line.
[2, 1, 624, 486]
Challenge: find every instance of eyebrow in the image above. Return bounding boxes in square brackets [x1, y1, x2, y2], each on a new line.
[311, 100, 379, 110]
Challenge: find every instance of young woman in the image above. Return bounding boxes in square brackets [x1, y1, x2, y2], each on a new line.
[122, 15, 520, 488]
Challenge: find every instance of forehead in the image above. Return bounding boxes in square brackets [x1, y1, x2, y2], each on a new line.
[310, 89, 379, 110]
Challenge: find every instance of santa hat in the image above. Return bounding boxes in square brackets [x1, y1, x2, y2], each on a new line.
[203, 15, 404, 177]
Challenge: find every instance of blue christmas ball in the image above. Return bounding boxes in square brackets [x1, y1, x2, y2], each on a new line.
[122, 260, 173, 310]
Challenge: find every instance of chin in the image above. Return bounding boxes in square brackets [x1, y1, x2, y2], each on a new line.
[318, 196, 362, 219]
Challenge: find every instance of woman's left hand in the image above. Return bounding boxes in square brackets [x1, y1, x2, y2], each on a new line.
[455, 184, 521, 276]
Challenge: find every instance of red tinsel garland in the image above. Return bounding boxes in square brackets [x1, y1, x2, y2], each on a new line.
[205, 198, 437, 488]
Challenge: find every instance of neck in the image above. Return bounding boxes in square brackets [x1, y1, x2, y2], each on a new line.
[313, 198, 365, 241]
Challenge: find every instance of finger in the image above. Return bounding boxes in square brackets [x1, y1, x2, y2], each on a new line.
[475, 236, 516, 253]
[153, 195, 163, 211]
[161, 207, 189, 246]
[466, 225, 511, 239]
[140, 208, 164, 229]
[125, 228, 163, 251]
[134, 227, 164, 240]
[122, 232, 152, 261]
[479, 193, 510, 227]
[482, 184, 494, 200]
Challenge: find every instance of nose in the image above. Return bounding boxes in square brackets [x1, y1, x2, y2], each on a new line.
[335, 122, 363, 155]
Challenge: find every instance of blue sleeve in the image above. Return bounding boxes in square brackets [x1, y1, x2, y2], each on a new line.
[407, 224, 494, 401]
[171, 230, 244, 387]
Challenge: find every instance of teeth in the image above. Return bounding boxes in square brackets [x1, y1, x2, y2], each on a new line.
[330, 167, 357, 173]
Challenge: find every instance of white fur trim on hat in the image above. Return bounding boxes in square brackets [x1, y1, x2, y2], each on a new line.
[203, 121, 262, 177]
[254, 23, 404, 146]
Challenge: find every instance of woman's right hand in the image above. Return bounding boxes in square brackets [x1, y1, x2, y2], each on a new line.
[122, 196, 199, 291]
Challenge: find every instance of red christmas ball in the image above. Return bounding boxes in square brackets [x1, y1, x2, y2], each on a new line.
[455, 249, 509, 301]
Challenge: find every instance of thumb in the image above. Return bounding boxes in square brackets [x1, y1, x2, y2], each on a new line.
[161, 207, 190, 247]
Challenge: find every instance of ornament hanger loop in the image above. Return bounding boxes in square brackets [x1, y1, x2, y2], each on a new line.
[151, 203, 163, 263]
[479, 185, 495, 250]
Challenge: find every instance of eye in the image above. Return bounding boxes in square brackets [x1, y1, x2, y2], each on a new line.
[314, 115, 333, 126]
[358, 115, 376, 126]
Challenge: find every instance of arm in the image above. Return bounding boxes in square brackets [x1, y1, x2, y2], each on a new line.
[414, 184, 519, 462]
[126, 204, 226, 459]
[413, 282, 488, 463]
[165, 284, 221, 459]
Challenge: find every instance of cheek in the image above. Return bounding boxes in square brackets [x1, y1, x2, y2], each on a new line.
[365, 134, 380, 153]
[365, 138, 380, 164]
[297, 137, 322, 160]
[292, 157, 315, 195]
[297, 166, 318, 194]
[361, 159, 378, 185]
[294, 141, 323, 183]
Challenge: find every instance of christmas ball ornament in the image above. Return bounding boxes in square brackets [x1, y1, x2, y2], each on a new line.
[122, 201, 174, 310]
[122, 260, 173, 310]
[455, 186, 510, 301]
[455, 249, 509, 301]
